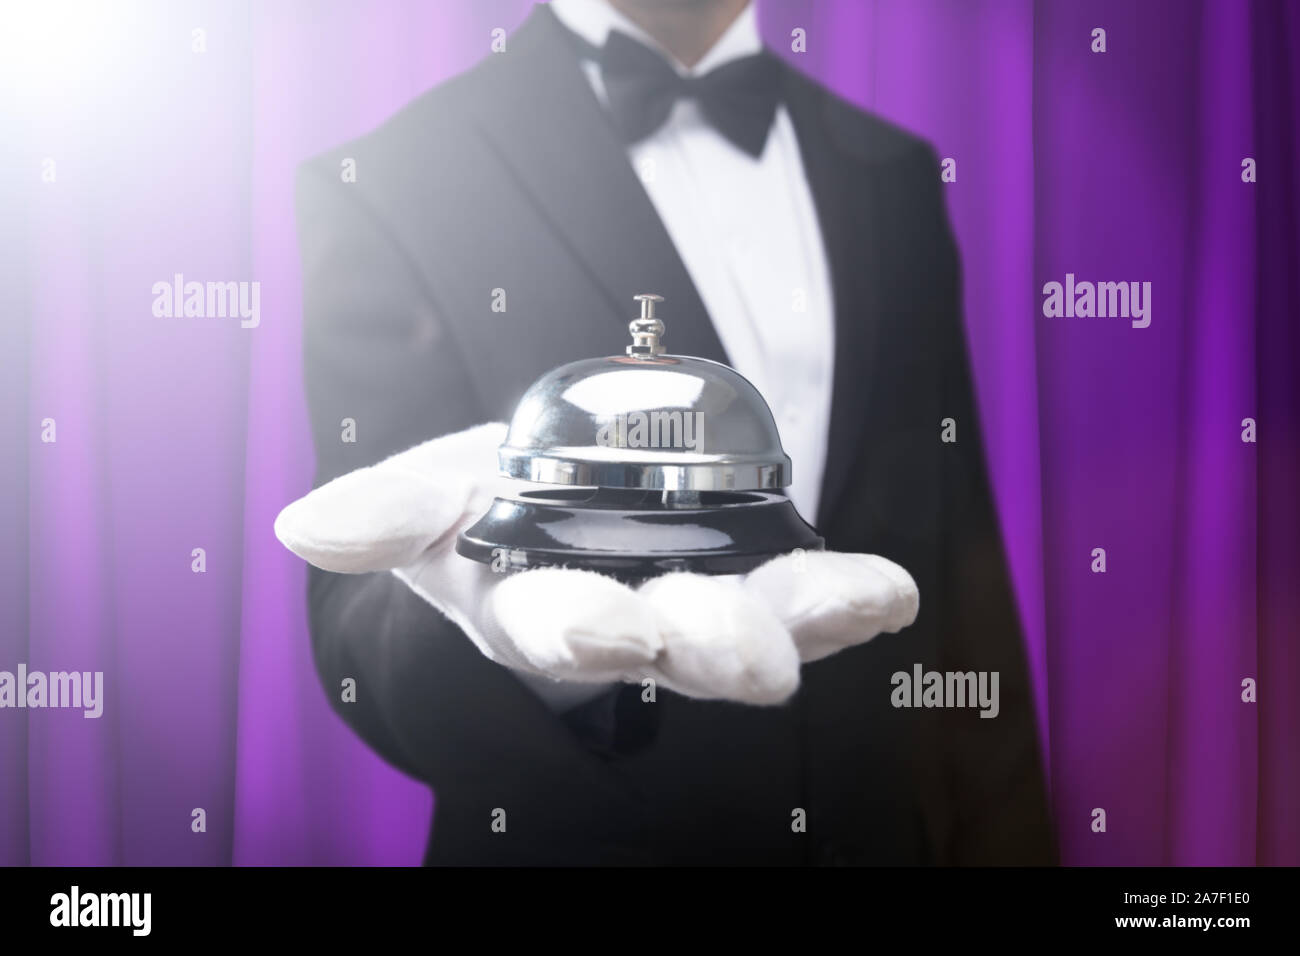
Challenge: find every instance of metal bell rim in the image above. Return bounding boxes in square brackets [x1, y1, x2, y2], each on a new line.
[497, 446, 790, 491]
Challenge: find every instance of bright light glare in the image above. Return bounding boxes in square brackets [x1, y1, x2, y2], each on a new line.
[1, 0, 142, 120]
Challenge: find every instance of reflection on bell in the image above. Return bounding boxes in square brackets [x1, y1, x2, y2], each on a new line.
[456, 294, 824, 579]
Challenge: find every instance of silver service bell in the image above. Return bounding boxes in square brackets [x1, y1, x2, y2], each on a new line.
[456, 294, 824, 579]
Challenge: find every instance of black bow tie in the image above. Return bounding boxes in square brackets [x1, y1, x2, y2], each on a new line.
[594, 30, 782, 158]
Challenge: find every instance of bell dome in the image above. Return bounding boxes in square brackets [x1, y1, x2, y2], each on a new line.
[498, 295, 792, 491]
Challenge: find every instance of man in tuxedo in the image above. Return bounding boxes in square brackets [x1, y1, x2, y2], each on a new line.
[294, 0, 1054, 865]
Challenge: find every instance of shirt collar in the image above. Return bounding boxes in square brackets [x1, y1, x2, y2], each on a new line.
[548, 0, 761, 76]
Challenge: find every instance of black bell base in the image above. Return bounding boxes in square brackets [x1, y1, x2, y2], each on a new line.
[456, 487, 823, 580]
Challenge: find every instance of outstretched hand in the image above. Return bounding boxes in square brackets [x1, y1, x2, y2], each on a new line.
[274, 423, 919, 705]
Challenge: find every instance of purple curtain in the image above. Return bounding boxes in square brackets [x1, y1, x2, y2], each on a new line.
[4, 0, 1296, 866]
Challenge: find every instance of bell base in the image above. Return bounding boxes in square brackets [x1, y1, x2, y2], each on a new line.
[456, 488, 823, 580]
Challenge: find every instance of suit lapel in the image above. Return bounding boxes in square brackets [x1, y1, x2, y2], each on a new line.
[781, 70, 882, 530]
[474, 6, 728, 364]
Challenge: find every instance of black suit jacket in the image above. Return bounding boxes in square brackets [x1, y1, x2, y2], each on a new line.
[295, 5, 1053, 865]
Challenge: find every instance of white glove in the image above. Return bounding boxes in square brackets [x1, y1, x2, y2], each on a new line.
[274, 423, 919, 706]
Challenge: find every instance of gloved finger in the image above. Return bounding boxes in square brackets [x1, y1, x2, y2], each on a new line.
[492, 568, 664, 683]
[273, 422, 506, 573]
[275, 465, 473, 573]
[638, 572, 800, 706]
[744, 551, 919, 663]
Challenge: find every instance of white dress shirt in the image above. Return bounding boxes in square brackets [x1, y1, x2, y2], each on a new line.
[550, 0, 835, 523]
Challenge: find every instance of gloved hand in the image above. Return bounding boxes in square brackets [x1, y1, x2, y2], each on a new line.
[274, 423, 919, 706]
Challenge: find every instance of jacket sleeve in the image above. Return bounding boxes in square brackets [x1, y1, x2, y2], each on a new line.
[918, 147, 1057, 865]
[294, 158, 624, 788]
